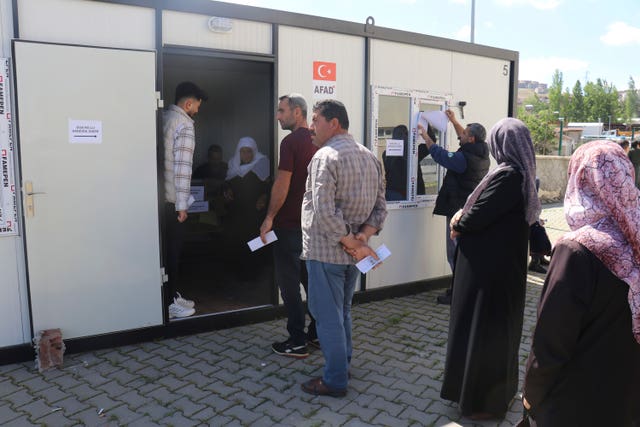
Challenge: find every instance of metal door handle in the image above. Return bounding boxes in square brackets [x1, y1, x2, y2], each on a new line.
[24, 181, 45, 218]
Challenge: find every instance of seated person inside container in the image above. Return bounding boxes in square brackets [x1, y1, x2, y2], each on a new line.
[382, 124, 433, 200]
[192, 144, 229, 227]
[223, 137, 271, 278]
[193, 144, 228, 181]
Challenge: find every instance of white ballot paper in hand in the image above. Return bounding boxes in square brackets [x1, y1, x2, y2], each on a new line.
[420, 110, 448, 133]
[356, 244, 391, 274]
[247, 231, 278, 252]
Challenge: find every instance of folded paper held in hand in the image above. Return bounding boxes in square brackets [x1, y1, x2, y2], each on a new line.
[247, 230, 278, 252]
[356, 244, 391, 273]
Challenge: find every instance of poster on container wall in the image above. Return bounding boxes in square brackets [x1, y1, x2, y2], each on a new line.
[0, 58, 18, 236]
[312, 61, 337, 100]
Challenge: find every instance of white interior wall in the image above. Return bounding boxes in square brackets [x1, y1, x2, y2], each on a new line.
[162, 56, 273, 167]
[17, 0, 155, 50]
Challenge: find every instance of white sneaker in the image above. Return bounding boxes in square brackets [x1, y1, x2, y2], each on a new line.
[175, 292, 195, 309]
[168, 302, 195, 319]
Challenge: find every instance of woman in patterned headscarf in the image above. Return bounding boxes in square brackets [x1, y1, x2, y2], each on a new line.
[441, 118, 540, 420]
[523, 140, 640, 426]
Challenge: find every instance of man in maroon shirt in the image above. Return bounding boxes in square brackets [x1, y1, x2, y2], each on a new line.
[260, 94, 318, 358]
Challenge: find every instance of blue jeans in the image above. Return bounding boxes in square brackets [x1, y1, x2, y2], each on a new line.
[306, 260, 359, 390]
[273, 229, 315, 345]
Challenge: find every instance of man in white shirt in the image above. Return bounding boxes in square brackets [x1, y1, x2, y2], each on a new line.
[162, 81, 208, 318]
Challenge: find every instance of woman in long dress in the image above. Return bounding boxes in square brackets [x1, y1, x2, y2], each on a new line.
[522, 140, 640, 426]
[223, 136, 271, 278]
[441, 118, 541, 419]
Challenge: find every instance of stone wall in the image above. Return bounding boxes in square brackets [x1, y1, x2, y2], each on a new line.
[536, 155, 570, 203]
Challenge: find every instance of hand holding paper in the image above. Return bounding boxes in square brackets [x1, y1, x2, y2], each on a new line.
[419, 110, 448, 133]
[248, 230, 277, 252]
[356, 244, 391, 274]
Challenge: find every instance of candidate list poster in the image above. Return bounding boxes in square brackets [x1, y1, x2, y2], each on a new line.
[0, 58, 18, 236]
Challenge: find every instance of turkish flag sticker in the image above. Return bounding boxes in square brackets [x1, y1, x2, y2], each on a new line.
[313, 61, 336, 81]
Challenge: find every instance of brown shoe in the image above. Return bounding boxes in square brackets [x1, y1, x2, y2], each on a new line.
[301, 377, 347, 397]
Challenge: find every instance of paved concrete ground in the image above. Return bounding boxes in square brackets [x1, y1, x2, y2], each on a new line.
[0, 205, 569, 427]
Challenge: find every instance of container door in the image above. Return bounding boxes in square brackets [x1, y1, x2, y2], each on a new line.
[13, 41, 162, 339]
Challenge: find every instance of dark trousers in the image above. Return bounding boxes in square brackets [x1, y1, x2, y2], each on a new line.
[445, 215, 458, 273]
[273, 228, 316, 345]
[164, 202, 186, 307]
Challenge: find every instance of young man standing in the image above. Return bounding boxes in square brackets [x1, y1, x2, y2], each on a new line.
[300, 99, 386, 397]
[162, 81, 208, 318]
[260, 94, 318, 358]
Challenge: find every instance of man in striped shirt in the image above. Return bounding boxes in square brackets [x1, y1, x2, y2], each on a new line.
[300, 99, 387, 397]
[162, 81, 208, 318]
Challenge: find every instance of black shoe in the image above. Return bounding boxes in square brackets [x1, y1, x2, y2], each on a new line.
[528, 262, 547, 274]
[272, 339, 309, 359]
[436, 293, 452, 305]
[539, 256, 550, 266]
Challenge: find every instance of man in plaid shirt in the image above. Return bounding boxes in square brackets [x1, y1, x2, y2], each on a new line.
[300, 99, 387, 397]
[162, 81, 208, 318]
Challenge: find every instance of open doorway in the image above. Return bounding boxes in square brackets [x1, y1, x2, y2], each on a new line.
[162, 53, 275, 318]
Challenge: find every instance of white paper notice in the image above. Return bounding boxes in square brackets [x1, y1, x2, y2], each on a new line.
[421, 110, 448, 133]
[247, 230, 278, 252]
[190, 186, 205, 201]
[69, 119, 102, 144]
[187, 200, 208, 213]
[356, 244, 392, 274]
[385, 139, 404, 156]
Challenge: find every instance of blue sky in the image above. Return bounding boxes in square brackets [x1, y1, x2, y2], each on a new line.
[220, 0, 640, 91]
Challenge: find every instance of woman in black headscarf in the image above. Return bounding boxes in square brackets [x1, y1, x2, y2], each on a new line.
[440, 118, 541, 420]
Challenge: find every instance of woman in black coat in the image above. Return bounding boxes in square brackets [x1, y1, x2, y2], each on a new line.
[523, 140, 640, 426]
[441, 118, 541, 419]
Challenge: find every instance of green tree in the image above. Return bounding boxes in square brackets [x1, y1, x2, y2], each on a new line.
[548, 69, 564, 115]
[583, 78, 619, 126]
[565, 80, 584, 122]
[518, 106, 556, 154]
[624, 76, 639, 122]
[522, 92, 548, 113]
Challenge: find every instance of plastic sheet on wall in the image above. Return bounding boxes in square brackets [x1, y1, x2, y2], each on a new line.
[0, 58, 18, 236]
